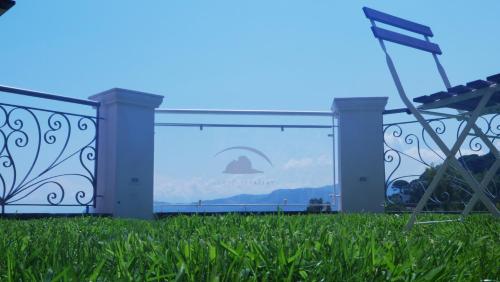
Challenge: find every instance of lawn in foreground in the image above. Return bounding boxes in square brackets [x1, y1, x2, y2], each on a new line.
[0, 214, 498, 281]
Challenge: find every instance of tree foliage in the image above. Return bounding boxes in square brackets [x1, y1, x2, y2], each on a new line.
[397, 153, 500, 211]
[306, 198, 332, 213]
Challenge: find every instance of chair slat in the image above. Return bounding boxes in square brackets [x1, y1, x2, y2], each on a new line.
[413, 95, 436, 103]
[440, 92, 500, 111]
[449, 98, 481, 111]
[486, 73, 500, 83]
[430, 91, 454, 100]
[363, 7, 434, 37]
[0, 0, 15, 12]
[447, 85, 472, 95]
[371, 27, 442, 54]
[466, 80, 493, 90]
[450, 100, 500, 111]
[490, 91, 500, 103]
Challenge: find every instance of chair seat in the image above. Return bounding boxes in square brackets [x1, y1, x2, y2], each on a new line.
[487, 73, 500, 83]
[418, 90, 500, 112]
[413, 73, 500, 112]
[466, 80, 493, 89]
[447, 96, 499, 111]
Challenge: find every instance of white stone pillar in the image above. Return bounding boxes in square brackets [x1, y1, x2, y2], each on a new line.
[89, 88, 164, 219]
[332, 97, 388, 213]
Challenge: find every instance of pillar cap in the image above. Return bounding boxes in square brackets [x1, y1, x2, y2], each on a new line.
[331, 97, 388, 113]
[89, 88, 164, 108]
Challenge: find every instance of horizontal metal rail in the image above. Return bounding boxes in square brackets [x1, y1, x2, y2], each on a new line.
[155, 203, 332, 207]
[155, 122, 334, 129]
[0, 102, 98, 119]
[382, 107, 411, 115]
[383, 116, 452, 127]
[0, 85, 99, 107]
[156, 108, 334, 116]
[157, 108, 410, 116]
[414, 219, 463, 224]
[6, 203, 93, 206]
[385, 210, 492, 214]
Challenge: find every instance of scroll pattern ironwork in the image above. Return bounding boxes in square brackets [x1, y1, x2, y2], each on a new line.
[0, 102, 97, 213]
[383, 114, 500, 209]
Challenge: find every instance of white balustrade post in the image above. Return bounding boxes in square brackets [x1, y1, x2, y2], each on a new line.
[332, 97, 388, 213]
[89, 88, 164, 219]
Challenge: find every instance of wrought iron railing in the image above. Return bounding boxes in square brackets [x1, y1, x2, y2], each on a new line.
[383, 113, 499, 210]
[0, 85, 99, 214]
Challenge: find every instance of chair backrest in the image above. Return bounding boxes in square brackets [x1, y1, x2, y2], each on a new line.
[363, 7, 441, 54]
[363, 7, 451, 92]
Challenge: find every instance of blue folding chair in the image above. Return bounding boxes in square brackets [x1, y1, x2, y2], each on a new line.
[363, 7, 500, 229]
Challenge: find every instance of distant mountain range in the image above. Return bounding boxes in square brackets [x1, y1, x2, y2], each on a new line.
[154, 185, 339, 213]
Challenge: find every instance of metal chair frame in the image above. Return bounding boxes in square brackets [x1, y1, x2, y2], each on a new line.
[363, 7, 500, 230]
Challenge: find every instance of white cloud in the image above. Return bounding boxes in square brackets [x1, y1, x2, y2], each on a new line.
[384, 132, 401, 147]
[283, 158, 314, 170]
[282, 154, 332, 170]
[399, 146, 487, 167]
[402, 147, 444, 166]
[154, 153, 335, 203]
[154, 174, 279, 203]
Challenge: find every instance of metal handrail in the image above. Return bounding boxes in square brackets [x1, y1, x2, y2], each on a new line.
[158, 108, 410, 116]
[155, 122, 334, 129]
[156, 108, 334, 116]
[155, 203, 333, 207]
[383, 116, 452, 127]
[383, 107, 411, 115]
[0, 101, 98, 119]
[0, 85, 100, 107]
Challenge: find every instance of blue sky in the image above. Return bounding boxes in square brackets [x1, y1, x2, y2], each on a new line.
[1, 1, 499, 207]
[2, 1, 499, 110]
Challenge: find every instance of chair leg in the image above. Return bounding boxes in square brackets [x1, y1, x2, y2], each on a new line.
[406, 160, 451, 230]
[460, 124, 500, 216]
[461, 158, 500, 216]
[449, 157, 500, 216]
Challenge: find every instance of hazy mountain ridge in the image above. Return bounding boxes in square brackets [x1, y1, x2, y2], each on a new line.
[155, 185, 338, 212]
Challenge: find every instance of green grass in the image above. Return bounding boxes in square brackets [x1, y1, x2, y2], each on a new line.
[0, 214, 498, 281]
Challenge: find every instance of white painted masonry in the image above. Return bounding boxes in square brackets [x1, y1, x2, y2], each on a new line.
[332, 97, 388, 213]
[89, 88, 163, 219]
